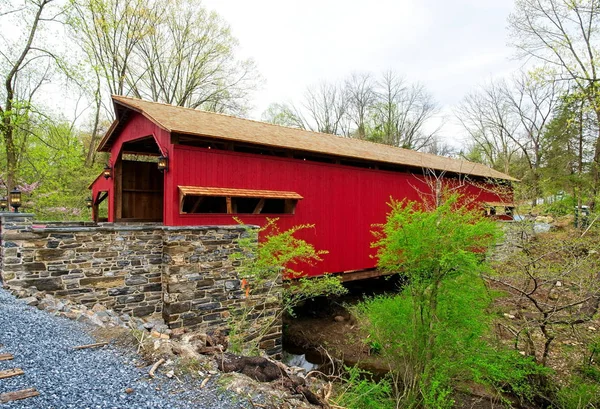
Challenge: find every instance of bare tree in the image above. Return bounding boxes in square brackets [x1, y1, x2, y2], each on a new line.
[504, 72, 561, 205]
[487, 226, 600, 367]
[371, 71, 440, 150]
[302, 81, 349, 135]
[130, 0, 259, 114]
[344, 72, 376, 140]
[425, 137, 458, 158]
[457, 73, 560, 204]
[508, 0, 600, 201]
[456, 79, 520, 174]
[261, 70, 439, 150]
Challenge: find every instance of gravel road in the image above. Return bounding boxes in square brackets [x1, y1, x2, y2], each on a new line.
[0, 288, 247, 409]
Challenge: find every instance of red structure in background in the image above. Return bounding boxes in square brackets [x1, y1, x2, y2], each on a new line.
[90, 96, 515, 280]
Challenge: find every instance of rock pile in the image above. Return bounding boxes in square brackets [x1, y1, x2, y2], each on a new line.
[6, 285, 170, 336]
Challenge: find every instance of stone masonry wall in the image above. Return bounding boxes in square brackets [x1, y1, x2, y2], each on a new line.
[0, 213, 281, 356]
[0, 214, 164, 316]
[162, 226, 282, 356]
[491, 221, 535, 262]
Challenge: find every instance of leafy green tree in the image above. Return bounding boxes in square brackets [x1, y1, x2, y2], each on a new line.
[542, 95, 594, 210]
[261, 103, 306, 129]
[509, 0, 600, 202]
[361, 195, 505, 405]
[0, 0, 66, 190]
[16, 118, 102, 218]
[228, 218, 346, 355]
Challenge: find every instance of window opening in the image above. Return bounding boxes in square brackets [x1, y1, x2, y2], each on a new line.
[179, 186, 301, 215]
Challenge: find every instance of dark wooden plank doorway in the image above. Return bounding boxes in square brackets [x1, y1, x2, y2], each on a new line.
[116, 160, 163, 222]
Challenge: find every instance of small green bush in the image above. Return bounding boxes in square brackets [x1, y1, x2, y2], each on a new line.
[228, 218, 346, 354]
[554, 376, 600, 408]
[362, 195, 503, 405]
[332, 366, 395, 409]
[542, 195, 576, 216]
[469, 348, 550, 403]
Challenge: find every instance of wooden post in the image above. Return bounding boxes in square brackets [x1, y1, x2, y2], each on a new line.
[253, 198, 265, 214]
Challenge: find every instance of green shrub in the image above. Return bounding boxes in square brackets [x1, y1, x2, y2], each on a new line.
[363, 195, 503, 405]
[542, 195, 576, 216]
[357, 274, 549, 407]
[469, 348, 550, 403]
[228, 218, 346, 354]
[356, 274, 492, 406]
[554, 376, 600, 408]
[332, 366, 395, 409]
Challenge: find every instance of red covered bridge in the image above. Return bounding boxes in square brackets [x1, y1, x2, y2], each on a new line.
[89, 96, 515, 280]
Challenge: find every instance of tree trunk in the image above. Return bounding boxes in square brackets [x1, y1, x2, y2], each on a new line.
[425, 281, 440, 364]
[85, 84, 102, 167]
[2, 99, 16, 192]
[531, 170, 539, 207]
[591, 111, 600, 210]
[588, 96, 600, 209]
[1, 0, 49, 191]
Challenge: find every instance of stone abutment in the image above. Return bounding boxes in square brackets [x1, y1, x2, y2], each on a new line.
[0, 213, 282, 356]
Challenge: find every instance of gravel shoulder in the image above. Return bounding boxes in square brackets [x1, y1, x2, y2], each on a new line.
[0, 288, 246, 409]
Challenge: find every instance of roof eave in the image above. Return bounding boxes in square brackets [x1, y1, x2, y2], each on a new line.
[97, 96, 173, 153]
[171, 129, 517, 181]
[97, 119, 119, 152]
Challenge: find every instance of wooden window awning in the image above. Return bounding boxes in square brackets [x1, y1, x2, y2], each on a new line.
[178, 186, 303, 200]
[483, 202, 514, 207]
[178, 186, 302, 215]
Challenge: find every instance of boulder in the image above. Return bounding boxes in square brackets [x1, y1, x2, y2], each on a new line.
[22, 297, 38, 306]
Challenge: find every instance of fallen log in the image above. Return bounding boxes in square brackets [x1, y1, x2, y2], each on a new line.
[200, 377, 210, 388]
[148, 358, 165, 378]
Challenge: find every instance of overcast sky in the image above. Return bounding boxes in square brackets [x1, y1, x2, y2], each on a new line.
[201, 0, 523, 146]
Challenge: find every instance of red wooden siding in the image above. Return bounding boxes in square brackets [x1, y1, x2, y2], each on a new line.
[166, 145, 508, 277]
[96, 111, 511, 278]
[89, 173, 113, 221]
[104, 113, 172, 222]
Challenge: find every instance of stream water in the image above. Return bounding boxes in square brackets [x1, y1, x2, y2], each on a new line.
[281, 345, 323, 372]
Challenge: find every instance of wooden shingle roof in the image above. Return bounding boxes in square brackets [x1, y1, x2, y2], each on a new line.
[100, 95, 516, 181]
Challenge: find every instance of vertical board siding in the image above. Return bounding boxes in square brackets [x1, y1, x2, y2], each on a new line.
[106, 113, 171, 222]
[104, 117, 510, 278]
[169, 145, 508, 277]
[121, 161, 163, 220]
